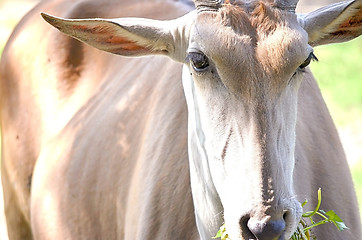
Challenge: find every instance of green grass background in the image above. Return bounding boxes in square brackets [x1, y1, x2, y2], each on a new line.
[311, 38, 362, 126]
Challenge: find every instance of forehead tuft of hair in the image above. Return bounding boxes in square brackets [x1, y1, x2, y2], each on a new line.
[219, 4, 252, 33]
[219, 1, 285, 35]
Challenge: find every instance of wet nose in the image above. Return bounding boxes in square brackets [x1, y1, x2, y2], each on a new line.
[247, 217, 285, 240]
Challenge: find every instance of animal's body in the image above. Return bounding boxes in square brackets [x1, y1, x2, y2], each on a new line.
[0, 0, 361, 239]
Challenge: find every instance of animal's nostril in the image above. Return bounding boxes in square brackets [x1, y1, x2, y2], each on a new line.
[247, 218, 286, 240]
[283, 211, 288, 221]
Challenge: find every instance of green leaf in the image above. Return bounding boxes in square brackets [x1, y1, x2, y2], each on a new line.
[212, 229, 223, 239]
[323, 210, 349, 231]
[213, 224, 226, 239]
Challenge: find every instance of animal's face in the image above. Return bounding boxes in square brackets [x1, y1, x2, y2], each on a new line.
[183, 3, 311, 239]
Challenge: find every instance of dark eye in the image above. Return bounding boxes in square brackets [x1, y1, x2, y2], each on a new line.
[187, 52, 209, 72]
[299, 52, 318, 69]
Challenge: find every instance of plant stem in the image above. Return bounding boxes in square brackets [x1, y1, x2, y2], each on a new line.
[302, 188, 321, 218]
[303, 219, 329, 232]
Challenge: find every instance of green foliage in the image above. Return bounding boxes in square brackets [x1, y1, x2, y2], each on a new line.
[214, 189, 348, 240]
[291, 189, 348, 240]
[213, 224, 230, 240]
[310, 37, 362, 127]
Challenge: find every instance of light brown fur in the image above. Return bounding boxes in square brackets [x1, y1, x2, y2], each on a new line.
[0, 0, 360, 239]
[0, 1, 193, 239]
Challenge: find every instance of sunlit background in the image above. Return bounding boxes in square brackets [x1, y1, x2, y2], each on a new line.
[0, 0, 361, 239]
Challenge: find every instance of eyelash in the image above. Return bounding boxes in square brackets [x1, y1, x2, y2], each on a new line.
[299, 52, 318, 70]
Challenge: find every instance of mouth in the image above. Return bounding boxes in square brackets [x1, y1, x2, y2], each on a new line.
[219, 200, 303, 240]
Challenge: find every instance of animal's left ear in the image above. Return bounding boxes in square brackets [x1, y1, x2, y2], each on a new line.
[41, 12, 192, 62]
[300, 0, 362, 46]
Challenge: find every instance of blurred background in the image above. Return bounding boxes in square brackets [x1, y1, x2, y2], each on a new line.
[0, 0, 361, 239]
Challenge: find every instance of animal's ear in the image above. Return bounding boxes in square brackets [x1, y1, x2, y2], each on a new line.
[41, 12, 192, 61]
[300, 0, 362, 46]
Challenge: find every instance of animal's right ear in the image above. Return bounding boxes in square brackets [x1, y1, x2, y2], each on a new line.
[41, 12, 193, 62]
[300, 0, 362, 46]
